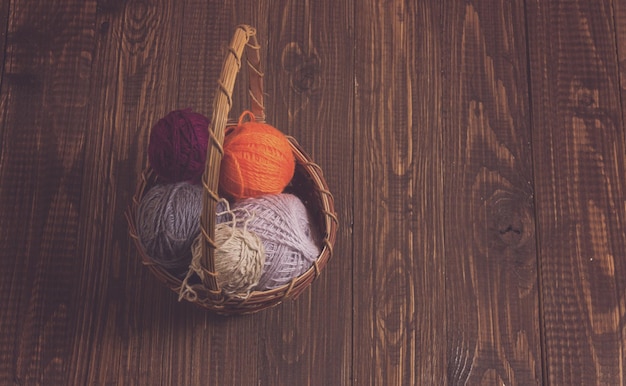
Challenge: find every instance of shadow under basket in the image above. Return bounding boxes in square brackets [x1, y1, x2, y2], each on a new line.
[126, 25, 337, 315]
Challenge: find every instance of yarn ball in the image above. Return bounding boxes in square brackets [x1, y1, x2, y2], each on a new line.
[148, 108, 210, 184]
[191, 223, 265, 296]
[222, 193, 321, 290]
[136, 182, 226, 275]
[136, 182, 202, 274]
[219, 111, 295, 199]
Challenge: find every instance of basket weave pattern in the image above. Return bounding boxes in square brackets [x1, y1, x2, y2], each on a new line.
[127, 25, 337, 315]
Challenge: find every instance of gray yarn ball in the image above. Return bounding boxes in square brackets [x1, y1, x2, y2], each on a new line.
[136, 182, 226, 273]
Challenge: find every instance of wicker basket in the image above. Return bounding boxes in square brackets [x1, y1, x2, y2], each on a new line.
[126, 25, 337, 315]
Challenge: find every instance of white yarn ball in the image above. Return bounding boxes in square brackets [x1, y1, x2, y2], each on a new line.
[191, 222, 265, 296]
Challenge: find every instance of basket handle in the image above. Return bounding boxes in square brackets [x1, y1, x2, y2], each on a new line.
[199, 25, 264, 294]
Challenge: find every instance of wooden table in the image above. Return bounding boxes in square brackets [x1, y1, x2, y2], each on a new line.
[2, 0, 626, 384]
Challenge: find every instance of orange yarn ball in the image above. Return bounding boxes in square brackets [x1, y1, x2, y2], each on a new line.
[220, 111, 295, 199]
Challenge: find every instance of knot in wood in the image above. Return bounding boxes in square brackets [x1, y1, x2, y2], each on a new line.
[487, 191, 534, 248]
[281, 42, 321, 94]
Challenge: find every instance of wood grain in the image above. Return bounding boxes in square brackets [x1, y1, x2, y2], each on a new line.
[442, 1, 541, 384]
[0, 0, 10, 85]
[353, 1, 446, 384]
[260, 0, 353, 384]
[3, 0, 626, 384]
[0, 1, 96, 385]
[69, 0, 191, 383]
[609, 0, 626, 381]
[527, 0, 626, 383]
[175, 3, 266, 386]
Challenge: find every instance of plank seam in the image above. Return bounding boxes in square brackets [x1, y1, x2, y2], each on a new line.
[522, 0, 549, 384]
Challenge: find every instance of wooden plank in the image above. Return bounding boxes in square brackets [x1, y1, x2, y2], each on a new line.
[0, 0, 11, 85]
[441, 1, 542, 384]
[353, 1, 446, 384]
[68, 0, 191, 384]
[256, 0, 354, 385]
[0, 1, 96, 385]
[613, 0, 626, 381]
[527, 0, 626, 384]
[175, 2, 266, 385]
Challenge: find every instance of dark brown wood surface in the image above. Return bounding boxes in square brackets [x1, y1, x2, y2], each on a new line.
[442, 1, 541, 384]
[353, 1, 446, 384]
[527, 1, 626, 384]
[1, 0, 625, 385]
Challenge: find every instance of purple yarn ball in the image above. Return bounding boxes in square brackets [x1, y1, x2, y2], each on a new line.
[217, 194, 321, 290]
[148, 108, 209, 184]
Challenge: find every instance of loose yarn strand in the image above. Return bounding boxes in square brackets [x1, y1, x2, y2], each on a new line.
[179, 199, 265, 300]
[179, 198, 232, 301]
